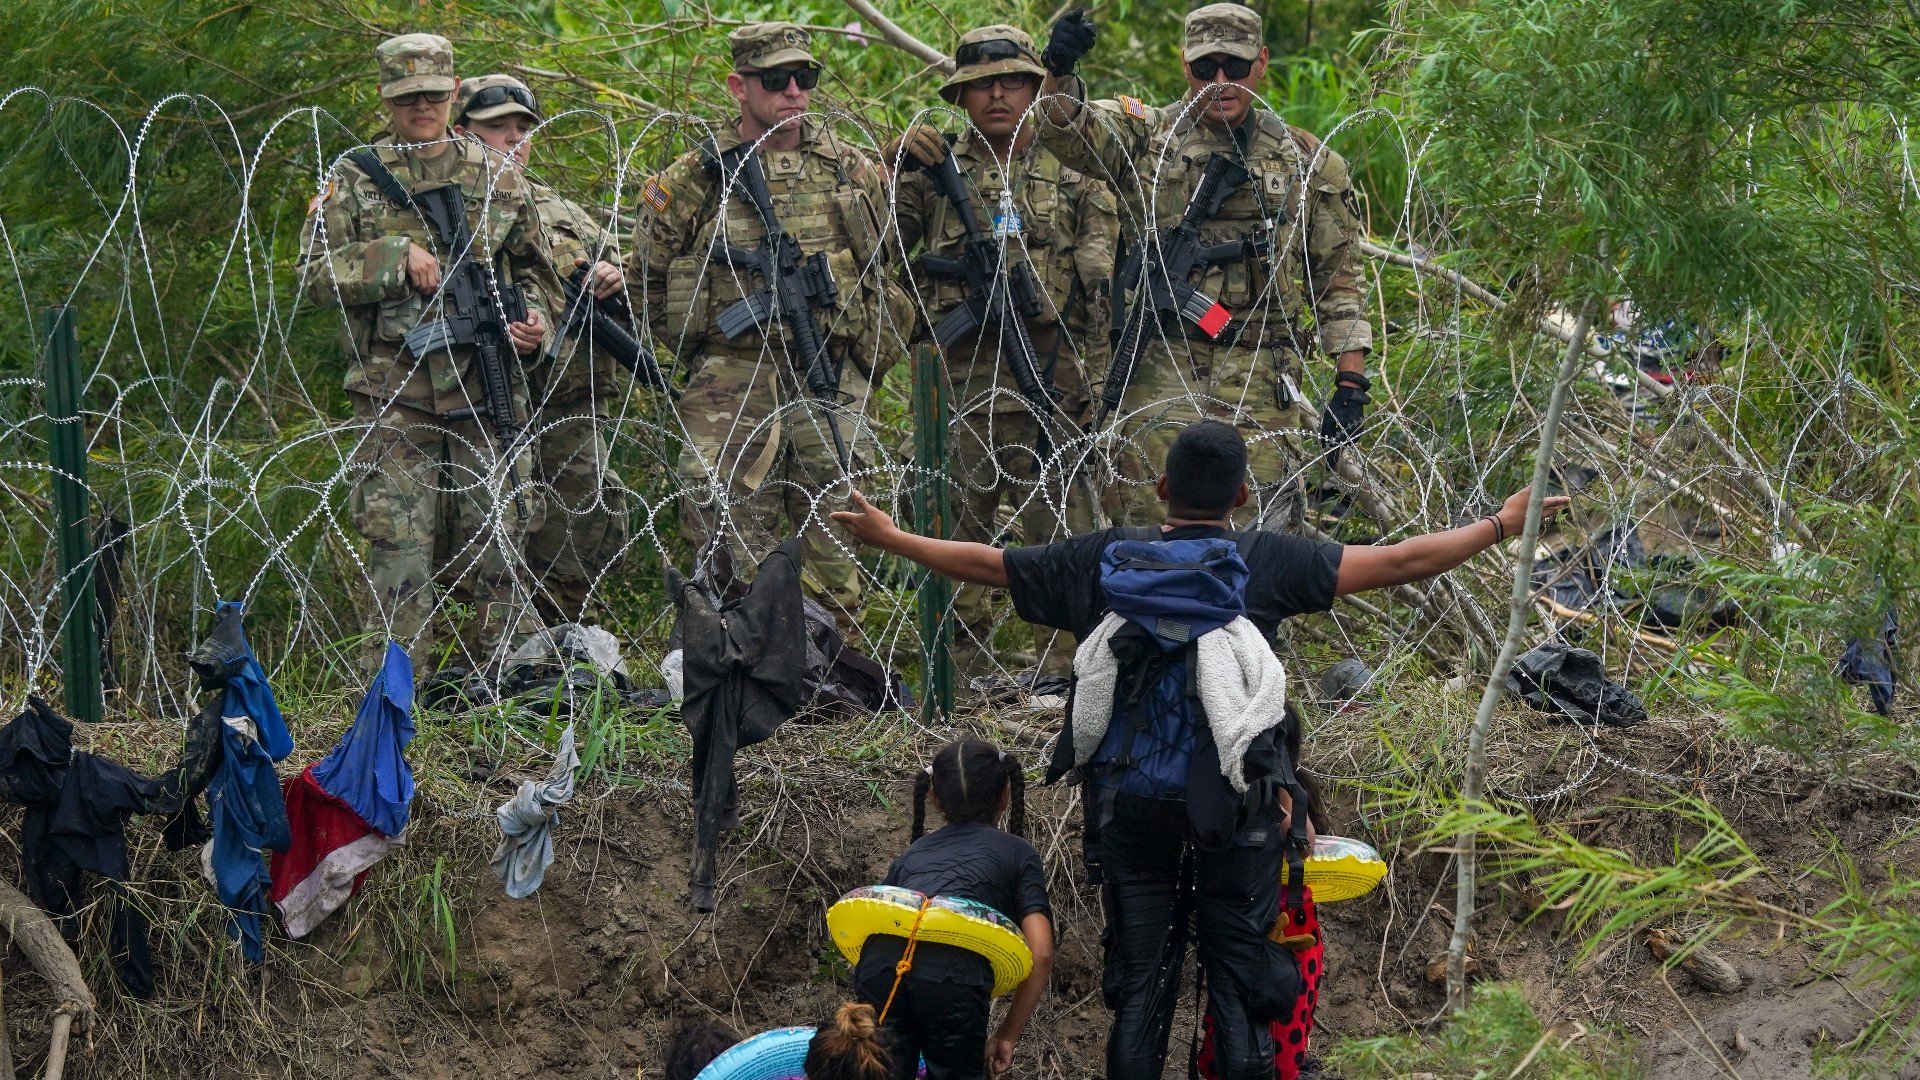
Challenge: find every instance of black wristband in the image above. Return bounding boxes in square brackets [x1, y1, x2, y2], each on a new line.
[1335, 370, 1371, 391]
[1483, 514, 1505, 542]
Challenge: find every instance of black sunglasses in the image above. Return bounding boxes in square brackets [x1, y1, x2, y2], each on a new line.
[954, 38, 1039, 68]
[1188, 55, 1255, 81]
[961, 72, 1041, 93]
[743, 65, 821, 92]
[389, 89, 453, 107]
[462, 84, 539, 120]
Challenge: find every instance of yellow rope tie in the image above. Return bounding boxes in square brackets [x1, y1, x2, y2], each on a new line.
[876, 897, 933, 1025]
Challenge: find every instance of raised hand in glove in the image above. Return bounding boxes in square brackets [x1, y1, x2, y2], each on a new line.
[882, 124, 948, 171]
[1319, 377, 1370, 467]
[1042, 8, 1098, 77]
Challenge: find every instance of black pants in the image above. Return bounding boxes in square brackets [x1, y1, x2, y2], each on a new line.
[856, 963, 992, 1080]
[1098, 793, 1303, 1080]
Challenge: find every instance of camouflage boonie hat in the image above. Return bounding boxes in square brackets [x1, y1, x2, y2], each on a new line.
[377, 34, 457, 98]
[938, 26, 1047, 104]
[1183, 4, 1264, 62]
[730, 23, 816, 70]
[456, 74, 540, 124]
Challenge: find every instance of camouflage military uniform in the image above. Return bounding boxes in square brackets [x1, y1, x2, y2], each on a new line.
[521, 181, 636, 623]
[633, 25, 908, 625]
[297, 36, 552, 674]
[1040, 8, 1371, 529]
[894, 25, 1119, 676]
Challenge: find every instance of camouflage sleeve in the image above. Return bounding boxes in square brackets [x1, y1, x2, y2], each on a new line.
[545, 193, 621, 271]
[294, 169, 413, 310]
[1037, 92, 1156, 200]
[891, 167, 935, 254]
[1069, 178, 1120, 392]
[629, 152, 710, 342]
[1303, 145, 1373, 356]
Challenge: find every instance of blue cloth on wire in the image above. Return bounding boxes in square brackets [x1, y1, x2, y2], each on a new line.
[204, 601, 293, 962]
[311, 641, 416, 838]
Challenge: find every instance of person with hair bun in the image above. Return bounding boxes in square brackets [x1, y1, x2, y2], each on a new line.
[853, 740, 1055, 1078]
[804, 1002, 893, 1080]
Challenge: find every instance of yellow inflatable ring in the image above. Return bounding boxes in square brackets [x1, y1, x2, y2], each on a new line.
[1279, 835, 1389, 902]
[827, 885, 1034, 997]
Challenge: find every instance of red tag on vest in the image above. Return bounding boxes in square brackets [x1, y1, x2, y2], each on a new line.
[1197, 303, 1232, 338]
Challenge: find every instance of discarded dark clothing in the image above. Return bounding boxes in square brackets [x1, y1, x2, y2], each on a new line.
[0, 694, 223, 996]
[1506, 644, 1648, 727]
[1840, 607, 1899, 717]
[1531, 520, 1737, 630]
[800, 595, 913, 716]
[671, 538, 809, 912]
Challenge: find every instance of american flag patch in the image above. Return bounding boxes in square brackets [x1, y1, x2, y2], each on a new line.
[641, 175, 672, 212]
[1119, 95, 1147, 119]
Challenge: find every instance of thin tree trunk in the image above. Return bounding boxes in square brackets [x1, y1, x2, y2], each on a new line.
[0, 958, 12, 1080]
[1445, 305, 1593, 1013]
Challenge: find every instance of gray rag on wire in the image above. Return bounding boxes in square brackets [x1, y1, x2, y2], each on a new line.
[491, 724, 580, 899]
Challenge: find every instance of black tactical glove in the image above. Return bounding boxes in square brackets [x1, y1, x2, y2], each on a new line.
[1319, 379, 1369, 467]
[1042, 8, 1098, 77]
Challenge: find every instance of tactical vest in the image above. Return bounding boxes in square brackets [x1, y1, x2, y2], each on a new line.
[922, 143, 1085, 325]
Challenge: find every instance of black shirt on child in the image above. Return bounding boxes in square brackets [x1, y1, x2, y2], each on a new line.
[855, 821, 1050, 988]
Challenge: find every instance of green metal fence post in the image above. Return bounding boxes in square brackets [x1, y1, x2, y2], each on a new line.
[911, 344, 954, 722]
[42, 306, 102, 723]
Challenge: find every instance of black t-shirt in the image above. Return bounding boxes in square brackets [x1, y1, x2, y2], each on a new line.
[1003, 524, 1343, 641]
[854, 822, 1050, 988]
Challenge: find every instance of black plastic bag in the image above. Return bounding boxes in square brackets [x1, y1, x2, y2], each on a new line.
[1506, 644, 1647, 727]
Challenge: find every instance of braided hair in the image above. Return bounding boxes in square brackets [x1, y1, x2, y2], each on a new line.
[803, 1002, 890, 1080]
[910, 739, 1026, 841]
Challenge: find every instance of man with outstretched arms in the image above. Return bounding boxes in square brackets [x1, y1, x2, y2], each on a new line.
[297, 34, 552, 675]
[631, 23, 908, 629]
[453, 74, 636, 625]
[887, 25, 1120, 679]
[1034, 4, 1374, 531]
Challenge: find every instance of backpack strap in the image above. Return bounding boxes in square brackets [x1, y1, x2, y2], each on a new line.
[347, 149, 415, 210]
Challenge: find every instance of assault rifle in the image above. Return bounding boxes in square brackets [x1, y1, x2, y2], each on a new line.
[706, 140, 848, 469]
[1098, 152, 1266, 424]
[399, 182, 532, 517]
[914, 148, 1063, 464]
[548, 262, 678, 399]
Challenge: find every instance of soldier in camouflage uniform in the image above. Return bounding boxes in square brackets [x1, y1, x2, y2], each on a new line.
[1036, 4, 1374, 531]
[453, 74, 634, 625]
[297, 35, 553, 675]
[632, 23, 909, 628]
[889, 25, 1119, 678]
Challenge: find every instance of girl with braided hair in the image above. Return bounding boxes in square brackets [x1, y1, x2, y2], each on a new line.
[853, 739, 1055, 1079]
[804, 1003, 892, 1080]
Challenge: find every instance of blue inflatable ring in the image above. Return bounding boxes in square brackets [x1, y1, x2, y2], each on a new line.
[694, 1026, 813, 1080]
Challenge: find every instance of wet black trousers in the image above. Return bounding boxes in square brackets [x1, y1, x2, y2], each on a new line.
[855, 965, 993, 1080]
[1098, 793, 1304, 1080]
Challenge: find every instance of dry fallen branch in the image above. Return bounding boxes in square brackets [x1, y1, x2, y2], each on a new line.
[0, 877, 94, 1080]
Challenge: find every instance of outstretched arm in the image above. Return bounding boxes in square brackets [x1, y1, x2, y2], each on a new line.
[831, 491, 1011, 588]
[1335, 488, 1571, 596]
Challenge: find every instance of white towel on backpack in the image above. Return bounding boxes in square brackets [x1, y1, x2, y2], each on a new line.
[1069, 612, 1288, 793]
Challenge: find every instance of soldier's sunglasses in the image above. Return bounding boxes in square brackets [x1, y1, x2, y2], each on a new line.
[961, 73, 1041, 93]
[744, 65, 822, 92]
[388, 90, 453, 107]
[463, 84, 540, 119]
[1188, 55, 1255, 81]
[954, 38, 1039, 68]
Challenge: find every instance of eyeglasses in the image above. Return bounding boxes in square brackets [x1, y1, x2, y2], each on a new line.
[954, 38, 1039, 68]
[389, 90, 453, 107]
[461, 84, 540, 121]
[960, 72, 1041, 93]
[1188, 55, 1255, 81]
[742, 65, 821, 92]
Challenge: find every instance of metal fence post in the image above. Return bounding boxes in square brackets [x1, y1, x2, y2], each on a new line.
[42, 307, 102, 723]
[911, 344, 954, 722]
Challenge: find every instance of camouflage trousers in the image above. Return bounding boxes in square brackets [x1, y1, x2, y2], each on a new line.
[674, 351, 873, 628]
[347, 392, 542, 677]
[525, 393, 629, 623]
[1105, 341, 1313, 532]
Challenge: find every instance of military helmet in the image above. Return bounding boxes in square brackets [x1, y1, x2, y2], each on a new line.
[938, 26, 1047, 104]
[456, 74, 541, 125]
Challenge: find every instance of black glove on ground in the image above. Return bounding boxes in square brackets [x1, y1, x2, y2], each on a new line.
[1042, 8, 1097, 77]
[1320, 382, 1369, 465]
